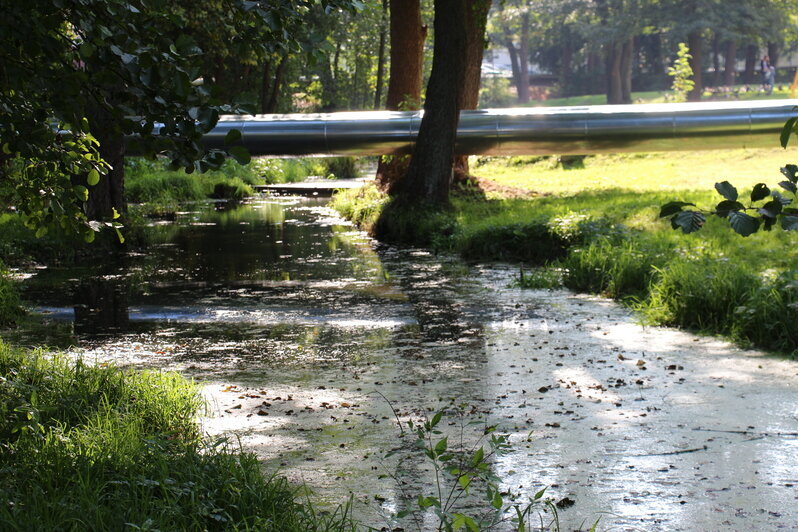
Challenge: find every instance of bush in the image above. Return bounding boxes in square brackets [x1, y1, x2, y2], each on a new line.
[324, 157, 359, 179]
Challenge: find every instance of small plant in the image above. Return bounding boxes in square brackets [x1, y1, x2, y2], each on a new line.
[383, 406, 559, 531]
[667, 43, 694, 103]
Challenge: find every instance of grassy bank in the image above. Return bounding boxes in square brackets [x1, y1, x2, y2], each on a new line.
[0, 341, 354, 531]
[332, 148, 798, 355]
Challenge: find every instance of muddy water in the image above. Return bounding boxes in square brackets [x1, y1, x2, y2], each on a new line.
[15, 197, 798, 531]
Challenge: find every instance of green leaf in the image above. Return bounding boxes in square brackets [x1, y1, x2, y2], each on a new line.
[452, 514, 466, 530]
[225, 128, 242, 145]
[671, 211, 705, 234]
[714, 181, 738, 201]
[1, 143, 10, 155]
[228, 146, 251, 165]
[779, 181, 798, 194]
[728, 211, 760, 236]
[751, 183, 770, 202]
[87, 169, 100, 186]
[771, 190, 792, 206]
[782, 215, 798, 230]
[758, 200, 783, 219]
[781, 164, 798, 184]
[781, 117, 797, 148]
[458, 474, 471, 491]
[534, 487, 547, 500]
[115, 228, 125, 244]
[714, 200, 744, 218]
[430, 411, 443, 428]
[73, 185, 89, 201]
[659, 201, 694, 218]
[491, 489, 503, 509]
[470, 447, 485, 467]
[434, 437, 448, 455]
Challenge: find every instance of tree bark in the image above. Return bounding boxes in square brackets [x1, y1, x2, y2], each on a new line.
[711, 33, 720, 86]
[259, 60, 272, 114]
[687, 31, 703, 102]
[606, 42, 622, 104]
[505, 38, 522, 96]
[373, 0, 389, 109]
[723, 40, 737, 87]
[265, 55, 287, 114]
[86, 106, 126, 222]
[744, 44, 757, 84]
[620, 37, 633, 104]
[390, 0, 467, 206]
[768, 42, 779, 67]
[517, 12, 530, 103]
[453, 0, 491, 182]
[375, 0, 426, 191]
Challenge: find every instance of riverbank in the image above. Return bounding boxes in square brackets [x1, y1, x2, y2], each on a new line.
[0, 340, 355, 530]
[332, 149, 798, 356]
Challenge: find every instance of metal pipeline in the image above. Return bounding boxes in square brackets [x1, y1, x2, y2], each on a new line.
[201, 100, 798, 157]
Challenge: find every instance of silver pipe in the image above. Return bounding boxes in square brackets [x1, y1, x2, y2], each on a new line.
[201, 100, 798, 157]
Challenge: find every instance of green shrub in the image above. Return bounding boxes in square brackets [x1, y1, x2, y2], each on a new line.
[732, 270, 798, 354]
[459, 220, 569, 264]
[209, 177, 254, 201]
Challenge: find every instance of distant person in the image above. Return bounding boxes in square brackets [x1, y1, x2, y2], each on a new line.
[761, 55, 775, 94]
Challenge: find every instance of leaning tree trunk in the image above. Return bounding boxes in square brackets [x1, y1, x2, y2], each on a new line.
[390, 0, 467, 206]
[723, 40, 737, 87]
[687, 31, 704, 102]
[453, 0, 491, 182]
[375, 0, 426, 191]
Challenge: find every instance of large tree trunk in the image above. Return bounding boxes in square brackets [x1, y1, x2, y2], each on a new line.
[517, 12, 530, 103]
[620, 37, 633, 103]
[560, 40, 573, 93]
[264, 55, 287, 114]
[587, 50, 602, 93]
[375, 0, 426, 191]
[389, 0, 467, 206]
[723, 40, 737, 87]
[744, 44, 758, 84]
[373, 0, 389, 109]
[711, 33, 721, 86]
[453, 0, 491, 182]
[687, 31, 703, 102]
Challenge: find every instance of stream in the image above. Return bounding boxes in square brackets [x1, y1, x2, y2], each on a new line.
[11, 195, 798, 531]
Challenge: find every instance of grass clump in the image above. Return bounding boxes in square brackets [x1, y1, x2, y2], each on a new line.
[0, 342, 354, 531]
[0, 262, 23, 327]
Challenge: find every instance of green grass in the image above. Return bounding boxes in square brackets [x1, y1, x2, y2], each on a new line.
[532, 85, 794, 107]
[0, 341, 356, 531]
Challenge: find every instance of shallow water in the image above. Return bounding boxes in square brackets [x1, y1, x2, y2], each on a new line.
[14, 196, 798, 531]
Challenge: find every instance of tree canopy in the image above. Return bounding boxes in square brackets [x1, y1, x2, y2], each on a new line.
[0, 0, 357, 239]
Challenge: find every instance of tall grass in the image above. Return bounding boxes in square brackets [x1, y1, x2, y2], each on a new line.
[0, 261, 22, 326]
[0, 342, 356, 531]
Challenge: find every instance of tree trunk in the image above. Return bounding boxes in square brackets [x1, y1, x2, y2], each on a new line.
[620, 37, 633, 103]
[744, 44, 757, 84]
[373, 0, 389, 109]
[606, 42, 622, 104]
[587, 50, 602, 93]
[517, 12, 530, 103]
[390, 0, 467, 206]
[723, 40, 737, 87]
[375, 0, 426, 191]
[687, 31, 703, 102]
[86, 106, 126, 222]
[768, 42, 779, 67]
[559, 39, 573, 93]
[264, 55, 287, 114]
[259, 60, 272, 114]
[453, 0, 491, 182]
[505, 38, 522, 97]
[711, 33, 720, 86]
[650, 33, 664, 75]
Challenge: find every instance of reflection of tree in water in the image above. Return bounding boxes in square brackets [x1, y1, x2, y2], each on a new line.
[73, 277, 129, 336]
